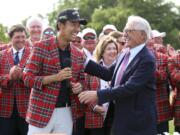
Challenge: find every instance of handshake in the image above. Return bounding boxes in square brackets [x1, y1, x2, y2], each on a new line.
[9, 65, 23, 80]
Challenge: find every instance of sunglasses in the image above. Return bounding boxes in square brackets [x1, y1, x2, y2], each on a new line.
[43, 30, 55, 35]
[83, 35, 96, 40]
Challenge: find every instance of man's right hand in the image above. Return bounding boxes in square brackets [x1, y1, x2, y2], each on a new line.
[9, 66, 22, 80]
[42, 67, 72, 85]
[55, 67, 72, 81]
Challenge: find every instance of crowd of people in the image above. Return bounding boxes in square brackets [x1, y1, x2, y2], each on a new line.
[0, 8, 179, 135]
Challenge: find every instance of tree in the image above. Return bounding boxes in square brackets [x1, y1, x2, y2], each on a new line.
[47, 0, 180, 48]
[0, 24, 9, 43]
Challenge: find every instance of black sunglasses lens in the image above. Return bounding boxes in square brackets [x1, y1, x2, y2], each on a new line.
[83, 36, 95, 40]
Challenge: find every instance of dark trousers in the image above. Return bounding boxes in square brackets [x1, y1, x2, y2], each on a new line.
[0, 99, 28, 135]
[157, 121, 169, 135]
[85, 126, 111, 135]
[85, 128, 104, 135]
[72, 116, 85, 135]
[175, 126, 180, 133]
[0, 117, 28, 135]
[72, 116, 111, 135]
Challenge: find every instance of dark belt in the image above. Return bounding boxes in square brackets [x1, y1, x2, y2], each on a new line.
[57, 102, 71, 108]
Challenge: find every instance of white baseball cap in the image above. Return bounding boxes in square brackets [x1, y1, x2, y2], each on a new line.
[103, 24, 117, 32]
[151, 30, 166, 38]
[82, 28, 97, 37]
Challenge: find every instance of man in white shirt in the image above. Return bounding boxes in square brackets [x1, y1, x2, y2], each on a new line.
[79, 16, 157, 135]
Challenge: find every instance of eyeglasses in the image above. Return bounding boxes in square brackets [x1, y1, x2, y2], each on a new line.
[43, 30, 55, 35]
[124, 29, 143, 33]
[83, 35, 96, 40]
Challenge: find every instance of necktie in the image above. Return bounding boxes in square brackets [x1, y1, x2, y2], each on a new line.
[14, 52, 19, 65]
[115, 51, 130, 86]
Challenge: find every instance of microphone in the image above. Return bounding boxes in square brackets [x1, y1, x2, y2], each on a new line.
[63, 58, 71, 89]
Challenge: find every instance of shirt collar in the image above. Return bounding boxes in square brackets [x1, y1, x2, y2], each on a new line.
[12, 47, 24, 55]
[129, 43, 145, 55]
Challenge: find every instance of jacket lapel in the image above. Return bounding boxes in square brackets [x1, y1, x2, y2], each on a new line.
[121, 46, 146, 83]
[49, 38, 61, 71]
[18, 47, 31, 68]
[5, 48, 14, 68]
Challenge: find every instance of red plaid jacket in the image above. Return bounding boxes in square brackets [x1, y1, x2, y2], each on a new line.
[155, 52, 172, 123]
[23, 37, 85, 128]
[168, 53, 180, 126]
[84, 74, 104, 128]
[0, 47, 31, 118]
[0, 43, 11, 51]
[0, 41, 30, 52]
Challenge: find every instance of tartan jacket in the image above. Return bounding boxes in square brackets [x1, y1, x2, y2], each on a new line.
[0, 46, 31, 118]
[23, 37, 85, 128]
[155, 51, 172, 123]
[84, 74, 104, 128]
[0, 43, 12, 51]
[168, 53, 180, 126]
[0, 41, 31, 52]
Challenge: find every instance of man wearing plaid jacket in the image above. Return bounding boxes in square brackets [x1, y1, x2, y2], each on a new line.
[23, 9, 87, 135]
[168, 52, 180, 133]
[0, 24, 31, 135]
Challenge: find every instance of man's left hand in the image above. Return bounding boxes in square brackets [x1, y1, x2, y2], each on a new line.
[78, 91, 98, 104]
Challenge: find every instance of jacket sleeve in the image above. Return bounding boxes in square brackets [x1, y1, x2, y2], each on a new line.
[23, 43, 45, 90]
[0, 52, 11, 88]
[97, 56, 156, 104]
[85, 60, 115, 81]
[168, 55, 180, 89]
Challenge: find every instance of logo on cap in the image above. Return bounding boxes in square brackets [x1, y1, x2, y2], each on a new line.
[72, 10, 80, 17]
[59, 16, 67, 20]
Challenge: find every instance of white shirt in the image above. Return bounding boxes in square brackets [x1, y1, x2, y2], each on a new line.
[115, 43, 145, 85]
[12, 47, 24, 61]
[95, 60, 110, 120]
[127, 43, 145, 66]
[83, 48, 94, 60]
[100, 60, 111, 90]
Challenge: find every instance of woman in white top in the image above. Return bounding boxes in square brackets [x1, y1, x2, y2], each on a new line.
[84, 36, 118, 135]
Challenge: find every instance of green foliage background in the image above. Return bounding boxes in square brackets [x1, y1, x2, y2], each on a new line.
[47, 0, 180, 49]
[0, 0, 180, 48]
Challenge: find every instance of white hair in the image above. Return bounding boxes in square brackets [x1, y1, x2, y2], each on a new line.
[125, 15, 152, 40]
[26, 16, 43, 29]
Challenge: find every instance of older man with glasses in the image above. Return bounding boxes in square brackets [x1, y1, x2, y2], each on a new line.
[79, 16, 157, 135]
